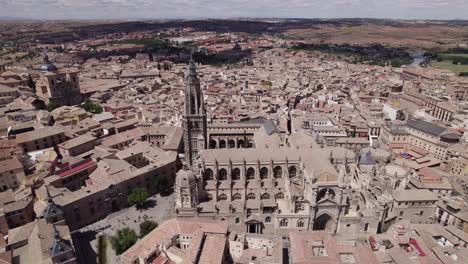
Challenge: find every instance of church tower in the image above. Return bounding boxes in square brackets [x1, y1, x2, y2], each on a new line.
[183, 59, 207, 165]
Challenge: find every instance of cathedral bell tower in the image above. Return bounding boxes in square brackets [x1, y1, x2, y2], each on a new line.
[183, 59, 207, 165]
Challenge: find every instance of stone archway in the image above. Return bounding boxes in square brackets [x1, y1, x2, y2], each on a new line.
[313, 213, 335, 232]
[228, 139, 236, 148]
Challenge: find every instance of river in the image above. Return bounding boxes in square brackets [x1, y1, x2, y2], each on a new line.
[408, 52, 426, 67]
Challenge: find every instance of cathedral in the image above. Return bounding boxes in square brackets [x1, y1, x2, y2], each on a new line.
[176, 60, 381, 235]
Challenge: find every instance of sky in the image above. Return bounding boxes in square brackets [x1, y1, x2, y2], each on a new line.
[1, 0, 467, 20]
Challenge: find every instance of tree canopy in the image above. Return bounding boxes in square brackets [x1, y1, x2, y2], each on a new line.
[47, 101, 60, 112]
[128, 187, 148, 208]
[81, 98, 103, 114]
[110, 228, 138, 255]
[139, 220, 158, 238]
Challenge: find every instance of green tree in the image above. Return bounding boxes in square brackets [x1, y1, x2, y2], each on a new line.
[47, 101, 60, 112]
[128, 187, 148, 208]
[110, 228, 138, 255]
[81, 99, 103, 114]
[139, 220, 158, 238]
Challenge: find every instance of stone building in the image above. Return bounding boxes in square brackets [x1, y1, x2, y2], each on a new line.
[42, 141, 180, 230]
[35, 54, 82, 106]
[380, 119, 461, 161]
[0, 158, 25, 191]
[383, 189, 439, 230]
[15, 126, 67, 153]
[5, 186, 76, 264]
[121, 219, 229, 264]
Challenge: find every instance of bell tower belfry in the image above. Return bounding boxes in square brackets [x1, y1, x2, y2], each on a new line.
[183, 59, 207, 165]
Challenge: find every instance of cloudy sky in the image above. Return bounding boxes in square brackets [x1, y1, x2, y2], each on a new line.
[1, 0, 467, 20]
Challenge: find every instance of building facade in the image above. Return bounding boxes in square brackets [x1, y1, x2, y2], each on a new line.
[175, 148, 356, 236]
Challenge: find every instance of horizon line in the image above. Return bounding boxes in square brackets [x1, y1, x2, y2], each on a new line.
[1, 17, 468, 22]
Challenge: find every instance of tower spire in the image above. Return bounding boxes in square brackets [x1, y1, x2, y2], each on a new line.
[183, 57, 207, 165]
[188, 53, 197, 79]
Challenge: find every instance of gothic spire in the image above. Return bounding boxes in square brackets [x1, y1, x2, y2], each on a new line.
[188, 56, 198, 79]
[48, 223, 73, 259]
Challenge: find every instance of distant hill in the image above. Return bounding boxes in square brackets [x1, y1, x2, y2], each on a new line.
[0, 16, 36, 21]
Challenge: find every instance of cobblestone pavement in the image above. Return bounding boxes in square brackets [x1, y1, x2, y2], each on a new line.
[72, 193, 175, 264]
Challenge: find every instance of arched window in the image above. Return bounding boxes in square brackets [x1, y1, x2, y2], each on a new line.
[273, 166, 282, 178]
[279, 218, 288, 227]
[219, 140, 226, 148]
[247, 167, 255, 180]
[297, 219, 305, 228]
[218, 169, 227, 180]
[238, 139, 244, 148]
[235, 217, 240, 224]
[275, 192, 284, 199]
[228, 139, 236, 148]
[232, 168, 241, 180]
[247, 193, 256, 200]
[289, 166, 297, 178]
[260, 167, 269, 179]
[261, 193, 270, 200]
[265, 216, 271, 223]
[232, 193, 242, 200]
[218, 194, 228, 201]
[209, 140, 217, 149]
[205, 169, 214, 180]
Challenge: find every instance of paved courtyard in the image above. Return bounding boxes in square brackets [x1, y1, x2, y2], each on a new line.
[72, 192, 175, 264]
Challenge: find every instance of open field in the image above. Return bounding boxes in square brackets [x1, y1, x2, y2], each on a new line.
[438, 53, 468, 59]
[0, 51, 28, 58]
[282, 22, 468, 49]
[432, 60, 468, 75]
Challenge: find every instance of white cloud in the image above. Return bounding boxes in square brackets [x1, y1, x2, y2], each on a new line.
[0, 0, 466, 19]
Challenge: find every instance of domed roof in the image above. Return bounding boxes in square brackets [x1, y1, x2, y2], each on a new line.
[440, 132, 460, 143]
[40, 54, 58, 72]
